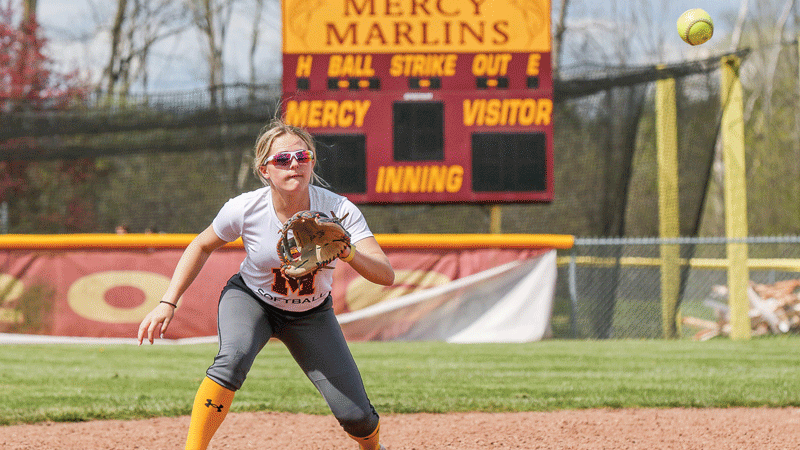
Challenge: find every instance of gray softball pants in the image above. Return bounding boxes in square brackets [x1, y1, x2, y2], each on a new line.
[206, 273, 380, 438]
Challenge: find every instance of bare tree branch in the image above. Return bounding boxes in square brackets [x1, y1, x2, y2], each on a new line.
[763, 0, 795, 114]
[248, 0, 264, 94]
[105, 0, 128, 93]
[552, 0, 569, 80]
[730, 0, 749, 51]
[23, 0, 37, 22]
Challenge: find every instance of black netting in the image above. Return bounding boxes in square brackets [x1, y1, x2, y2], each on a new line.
[0, 52, 750, 235]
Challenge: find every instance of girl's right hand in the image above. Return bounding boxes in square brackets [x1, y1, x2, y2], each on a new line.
[136, 301, 176, 346]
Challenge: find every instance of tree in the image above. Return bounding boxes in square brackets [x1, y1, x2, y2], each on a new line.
[186, 0, 238, 107]
[0, 0, 96, 232]
[702, 0, 800, 235]
[103, 0, 192, 95]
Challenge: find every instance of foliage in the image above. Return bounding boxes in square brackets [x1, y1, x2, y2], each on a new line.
[740, 44, 800, 235]
[0, 0, 100, 232]
[0, 0, 86, 112]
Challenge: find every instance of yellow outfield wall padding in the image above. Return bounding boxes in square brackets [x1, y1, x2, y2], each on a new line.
[0, 233, 575, 250]
[0, 234, 215, 250]
[375, 234, 575, 249]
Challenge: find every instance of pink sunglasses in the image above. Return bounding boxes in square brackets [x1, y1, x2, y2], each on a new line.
[264, 150, 315, 167]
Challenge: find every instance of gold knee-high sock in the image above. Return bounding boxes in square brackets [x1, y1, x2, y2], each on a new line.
[185, 377, 235, 450]
[348, 421, 381, 450]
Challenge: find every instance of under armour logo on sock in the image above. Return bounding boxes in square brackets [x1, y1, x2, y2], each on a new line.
[205, 399, 225, 412]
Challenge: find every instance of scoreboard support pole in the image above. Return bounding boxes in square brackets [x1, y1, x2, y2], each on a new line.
[490, 205, 502, 234]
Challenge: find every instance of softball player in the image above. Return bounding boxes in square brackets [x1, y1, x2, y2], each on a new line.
[137, 118, 394, 450]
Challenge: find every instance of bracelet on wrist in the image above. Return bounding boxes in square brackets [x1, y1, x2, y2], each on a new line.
[160, 300, 177, 308]
[340, 243, 357, 262]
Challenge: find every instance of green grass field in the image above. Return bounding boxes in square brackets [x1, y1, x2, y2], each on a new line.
[2, 337, 800, 426]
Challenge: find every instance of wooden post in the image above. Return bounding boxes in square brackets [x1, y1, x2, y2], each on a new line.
[656, 71, 681, 339]
[720, 55, 750, 340]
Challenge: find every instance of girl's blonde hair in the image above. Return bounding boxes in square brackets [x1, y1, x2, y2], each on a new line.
[252, 118, 327, 187]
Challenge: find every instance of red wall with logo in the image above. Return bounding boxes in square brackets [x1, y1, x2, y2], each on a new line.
[0, 246, 547, 339]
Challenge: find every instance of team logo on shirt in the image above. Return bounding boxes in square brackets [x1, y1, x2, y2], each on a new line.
[271, 268, 315, 296]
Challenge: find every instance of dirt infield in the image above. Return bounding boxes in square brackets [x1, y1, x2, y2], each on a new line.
[3, 408, 800, 449]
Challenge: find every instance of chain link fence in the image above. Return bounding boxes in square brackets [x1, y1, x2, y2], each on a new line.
[554, 236, 800, 339]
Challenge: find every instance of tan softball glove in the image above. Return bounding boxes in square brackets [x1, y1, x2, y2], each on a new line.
[277, 210, 351, 278]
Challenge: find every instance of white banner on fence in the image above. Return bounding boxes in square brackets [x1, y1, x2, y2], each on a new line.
[337, 250, 557, 343]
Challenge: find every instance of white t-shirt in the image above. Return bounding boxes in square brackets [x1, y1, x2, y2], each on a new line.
[212, 185, 373, 312]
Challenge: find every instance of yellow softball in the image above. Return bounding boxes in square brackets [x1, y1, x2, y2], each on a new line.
[677, 8, 714, 46]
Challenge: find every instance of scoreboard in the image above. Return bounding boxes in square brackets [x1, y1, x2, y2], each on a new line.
[281, 0, 553, 203]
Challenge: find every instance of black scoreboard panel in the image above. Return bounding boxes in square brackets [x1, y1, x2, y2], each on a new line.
[313, 134, 368, 194]
[471, 132, 547, 192]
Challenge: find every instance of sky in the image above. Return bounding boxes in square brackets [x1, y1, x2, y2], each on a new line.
[31, 0, 738, 93]
[36, 0, 284, 92]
